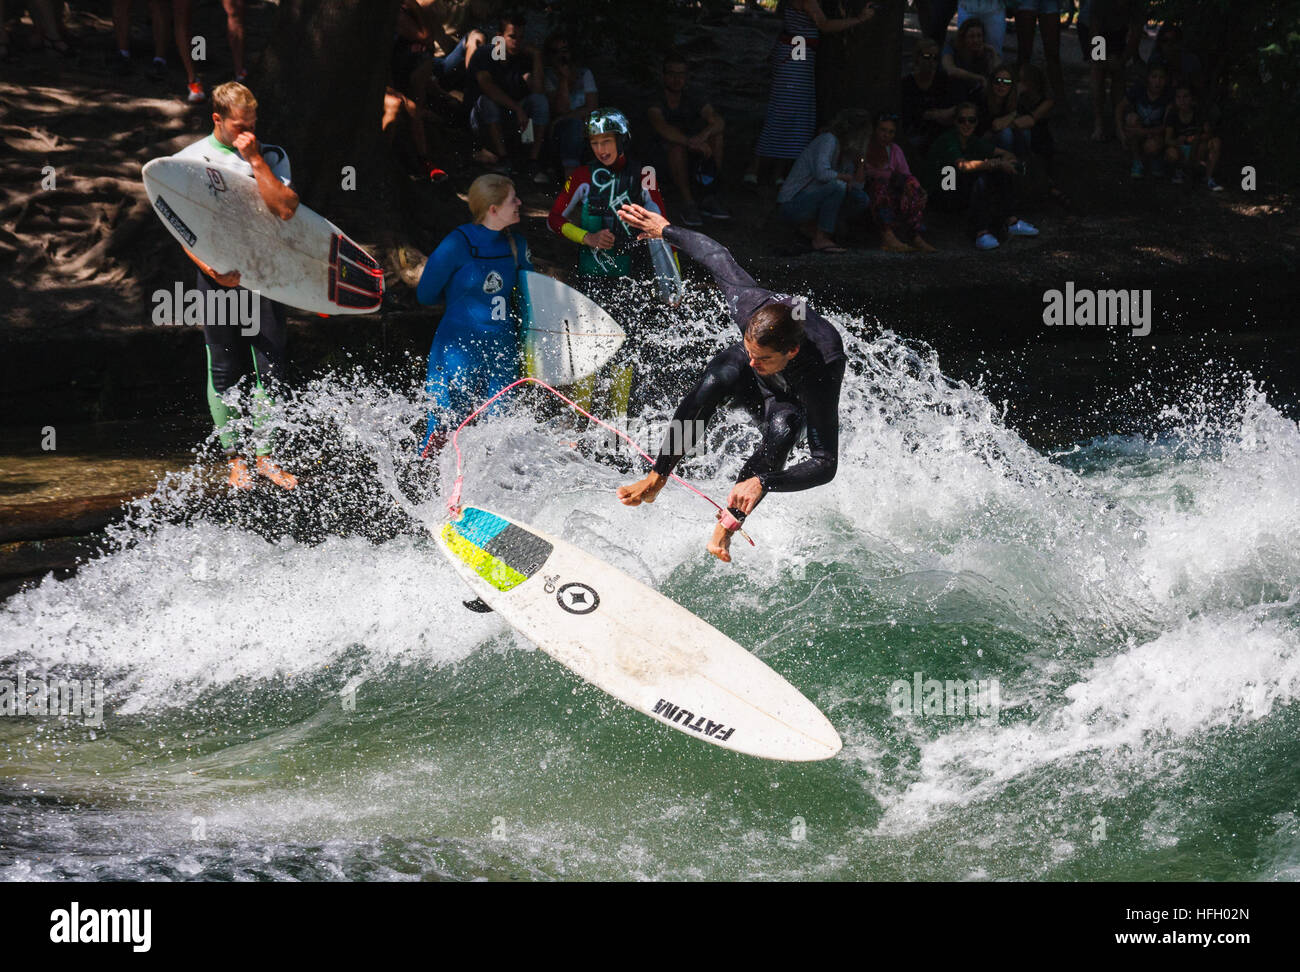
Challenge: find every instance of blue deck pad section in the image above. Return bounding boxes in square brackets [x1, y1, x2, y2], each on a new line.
[452, 507, 510, 548]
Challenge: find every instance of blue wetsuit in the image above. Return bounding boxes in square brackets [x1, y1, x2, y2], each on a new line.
[417, 222, 532, 446]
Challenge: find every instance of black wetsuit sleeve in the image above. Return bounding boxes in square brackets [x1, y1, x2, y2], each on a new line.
[760, 358, 845, 493]
[651, 343, 749, 478]
[662, 225, 773, 330]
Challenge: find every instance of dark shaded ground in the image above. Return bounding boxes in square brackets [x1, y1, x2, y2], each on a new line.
[2, 1, 1298, 594]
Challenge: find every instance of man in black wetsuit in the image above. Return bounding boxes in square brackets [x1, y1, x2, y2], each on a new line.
[615, 202, 845, 563]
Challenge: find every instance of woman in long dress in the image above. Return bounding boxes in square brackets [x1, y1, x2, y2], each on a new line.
[742, 0, 878, 188]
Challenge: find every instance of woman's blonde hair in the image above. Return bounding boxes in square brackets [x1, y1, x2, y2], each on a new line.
[467, 173, 515, 223]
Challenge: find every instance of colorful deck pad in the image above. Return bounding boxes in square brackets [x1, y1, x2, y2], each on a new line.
[440, 507, 554, 593]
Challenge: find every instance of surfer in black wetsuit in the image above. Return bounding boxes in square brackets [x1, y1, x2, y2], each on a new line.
[615, 202, 845, 563]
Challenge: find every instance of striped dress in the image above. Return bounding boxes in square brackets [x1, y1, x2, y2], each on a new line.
[755, 3, 819, 160]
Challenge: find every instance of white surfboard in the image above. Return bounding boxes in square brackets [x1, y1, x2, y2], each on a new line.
[435, 506, 842, 761]
[648, 239, 684, 307]
[142, 156, 383, 315]
[520, 271, 625, 386]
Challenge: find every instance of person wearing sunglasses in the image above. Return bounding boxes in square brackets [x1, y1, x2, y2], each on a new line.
[901, 37, 959, 158]
[977, 66, 1028, 158]
[924, 102, 1039, 250]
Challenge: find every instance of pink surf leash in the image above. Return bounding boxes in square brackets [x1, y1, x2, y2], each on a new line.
[424, 376, 754, 546]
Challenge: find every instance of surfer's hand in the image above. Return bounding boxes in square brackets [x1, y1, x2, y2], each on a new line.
[585, 228, 616, 249]
[725, 477, 764, 515]
[232, 131, 261, 162]
[707, 524, 733, 563]
[617, 471, 667, 506]
[211, 268, 241, 288]
[617, 203, 669, 240]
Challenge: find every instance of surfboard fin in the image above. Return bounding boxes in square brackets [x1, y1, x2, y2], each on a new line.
[462, 597, 494, 613]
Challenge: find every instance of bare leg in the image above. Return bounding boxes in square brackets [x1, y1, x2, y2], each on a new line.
[222, 0, 245, 78]
[667, 143, 694, 206]
[113, 0, 131, 50]
[172, 0, 197, 84]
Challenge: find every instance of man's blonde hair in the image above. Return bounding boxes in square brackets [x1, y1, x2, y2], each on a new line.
[212, 82, 258, 118]
[467, 173, 515, 222]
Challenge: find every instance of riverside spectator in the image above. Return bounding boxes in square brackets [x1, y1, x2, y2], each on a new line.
[1083, 0, 1145, 141]
[466, 10, 550, 182]
[543, 33, 598, 179]
[647, 51, 729, 225]
[942, 18, 1001, 98]
[924, 102, 1039, 250]
[976, 65, 1024, 156]
[1163, 83, 1223, 190]
[111, 0, 206, 102]
[923, 0, 960, 45]
[1013, 0, 1066, 104]
[1015, 62, 1071, 207]
[743, 0, 877, 190]
[862, 111, 934, 252]
[900, 36, 959, 158]
[221, 0, 248, 82]
[774, 108, 873, 254]
[1148, 23, 1204, 93]
[1116, 62, 1172, 178]
[957, 0, 1008, 56]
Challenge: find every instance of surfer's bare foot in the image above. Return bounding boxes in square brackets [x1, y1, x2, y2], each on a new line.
[227, 456, 254, 491]
[617, 471, 667, 506]
[707, 524, 733, 563]
[255, 456, 298, 490]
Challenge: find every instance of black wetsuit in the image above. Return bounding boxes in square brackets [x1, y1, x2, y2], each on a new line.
[651, 226, 846, 513]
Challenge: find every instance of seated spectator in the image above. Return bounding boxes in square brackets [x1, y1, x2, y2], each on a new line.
[1116, 62, 1172, 178]
[1015, 62, 1071, 207]
[431, 4, 493, 94]
[543, 33, 598, 179]
[1163, 83, 1223, 190]
[976, 65, 1025, 156]
[924, 102, 1039, 250]
[1148, 22, 1204, 94]
[466, 10, 550, 182]
[942, 17, 1001, 99]
[774, 108, 872, 254]
[646, 51, 729, 226]
[862, 111, 934, 252]
[900, 37, 959, 160]
[957, 0, 1008, 56]
[392, 0, 459, 115]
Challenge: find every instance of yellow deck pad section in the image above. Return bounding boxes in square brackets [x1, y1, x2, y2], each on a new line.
[441, 522, 529, 592]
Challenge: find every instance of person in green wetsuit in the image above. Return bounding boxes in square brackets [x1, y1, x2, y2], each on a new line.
[545, 109, 675, 427]
[172, 82, 300, 491]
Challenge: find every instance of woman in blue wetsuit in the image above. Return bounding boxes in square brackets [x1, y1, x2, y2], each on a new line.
[417, 173, 532, 452]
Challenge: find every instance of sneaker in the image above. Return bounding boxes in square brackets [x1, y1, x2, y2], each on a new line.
[680, 204, 704, 227]
[235, 68, 249, 83]
[741, 172, 758, 186]
[1152, 160, 1169, 180]
[1129, 160, 1144, 179]
[1007, 219, 1039, 238]
[427, 164, 449, 183]
[1206, 176, 1224, 192]
[700, 196, 731, 220]
[111, 50, 133, 76]
[187, 80, 206, 103]
[1172, 169, 1185, 185]
[228, 457, 254, 491]
[975, 232, 1000, 250]
[147, 56, 166, 81]
[255, 456, 298, 490]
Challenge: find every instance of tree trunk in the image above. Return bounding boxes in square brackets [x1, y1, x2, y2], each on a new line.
[257, 0, 404, 236]
[816, 0, 907, 125]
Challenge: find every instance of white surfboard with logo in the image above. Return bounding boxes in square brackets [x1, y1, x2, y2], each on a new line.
[142, 156, 383, 315]
[435, 506, 842, 761]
